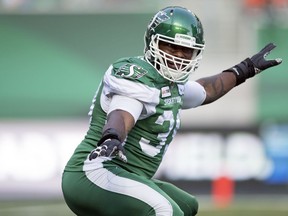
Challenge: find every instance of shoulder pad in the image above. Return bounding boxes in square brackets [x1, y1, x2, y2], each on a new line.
[114, 63, 148, 80]
[111, 57, 168, 86]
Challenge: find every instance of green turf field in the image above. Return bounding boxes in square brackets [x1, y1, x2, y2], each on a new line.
[1, 196, 287, 216]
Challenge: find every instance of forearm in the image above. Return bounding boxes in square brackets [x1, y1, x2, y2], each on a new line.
[102, 110, 135, 142]
[89, 109, 132, 163]
[196, 72, 236, 105]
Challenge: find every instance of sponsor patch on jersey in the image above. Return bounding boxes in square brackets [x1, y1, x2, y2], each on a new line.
[164, 96, 182, 106]
[161, 86, 171, 98]
[177, 84, 185, 96]
[115, 64, 147, 79]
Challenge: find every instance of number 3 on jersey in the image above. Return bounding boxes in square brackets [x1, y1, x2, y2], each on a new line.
[139, 110, 180, 157]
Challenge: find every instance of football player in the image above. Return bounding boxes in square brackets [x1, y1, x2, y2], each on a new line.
[62, 6, 282, 216]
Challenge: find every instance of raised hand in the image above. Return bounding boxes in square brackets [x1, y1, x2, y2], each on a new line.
[250, 43, 282, 73]
[223, 43, 282, 85]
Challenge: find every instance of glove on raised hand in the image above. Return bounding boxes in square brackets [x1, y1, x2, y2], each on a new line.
[89, 128, 127, 163]
[223, 43, 282, 85]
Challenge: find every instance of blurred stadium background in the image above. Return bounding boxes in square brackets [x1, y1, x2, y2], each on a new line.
[0, 0, 288, 215]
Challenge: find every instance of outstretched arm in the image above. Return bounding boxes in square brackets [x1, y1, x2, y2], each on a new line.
[197, 43, 282, 105]
[196, 72, 236, 105]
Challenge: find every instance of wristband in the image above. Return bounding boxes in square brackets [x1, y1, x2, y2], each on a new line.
[223, 58, 255, 86]
[98, 128, 121, 145]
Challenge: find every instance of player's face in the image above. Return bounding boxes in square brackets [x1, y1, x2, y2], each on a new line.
[158, 41, 194, 69]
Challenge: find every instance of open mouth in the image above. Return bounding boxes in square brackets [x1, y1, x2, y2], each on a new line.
[166, 59, 185, 70]
[167, 61, 176, 69]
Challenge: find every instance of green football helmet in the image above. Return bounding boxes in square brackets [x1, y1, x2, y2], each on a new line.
[144, 6, 205, 83]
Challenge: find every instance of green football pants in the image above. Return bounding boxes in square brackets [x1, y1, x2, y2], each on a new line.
[62, 166, 198, 216]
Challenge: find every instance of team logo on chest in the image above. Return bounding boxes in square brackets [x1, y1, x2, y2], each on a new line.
[161, 86, 183, 106]
[161, 86, 171, 98]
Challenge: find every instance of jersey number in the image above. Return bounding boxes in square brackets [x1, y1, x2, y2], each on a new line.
[139, 110, 180, 157]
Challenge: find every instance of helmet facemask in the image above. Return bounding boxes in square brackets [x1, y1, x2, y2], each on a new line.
[144, 6, 205, 83]
[146, 33, 204, 83]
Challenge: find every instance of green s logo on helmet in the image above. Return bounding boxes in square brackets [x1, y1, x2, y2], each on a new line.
[144, 6, 205, 83]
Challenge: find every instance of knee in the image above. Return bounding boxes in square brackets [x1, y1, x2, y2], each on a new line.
[152, 201, 176, 216]
[189, 196, 199, 216]
[180, 195, 199, 216]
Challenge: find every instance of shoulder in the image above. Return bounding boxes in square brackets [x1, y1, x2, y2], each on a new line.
[111, 56, 166, 87]
[102, 57, 162, 104]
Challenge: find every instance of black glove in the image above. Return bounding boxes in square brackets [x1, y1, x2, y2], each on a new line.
[89, 128, 127, 163]
[89, 138, 127, 162]
[223, 43, 282, 85]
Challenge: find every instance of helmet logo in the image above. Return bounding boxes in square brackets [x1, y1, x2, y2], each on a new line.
[148, 11, 170, 32]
